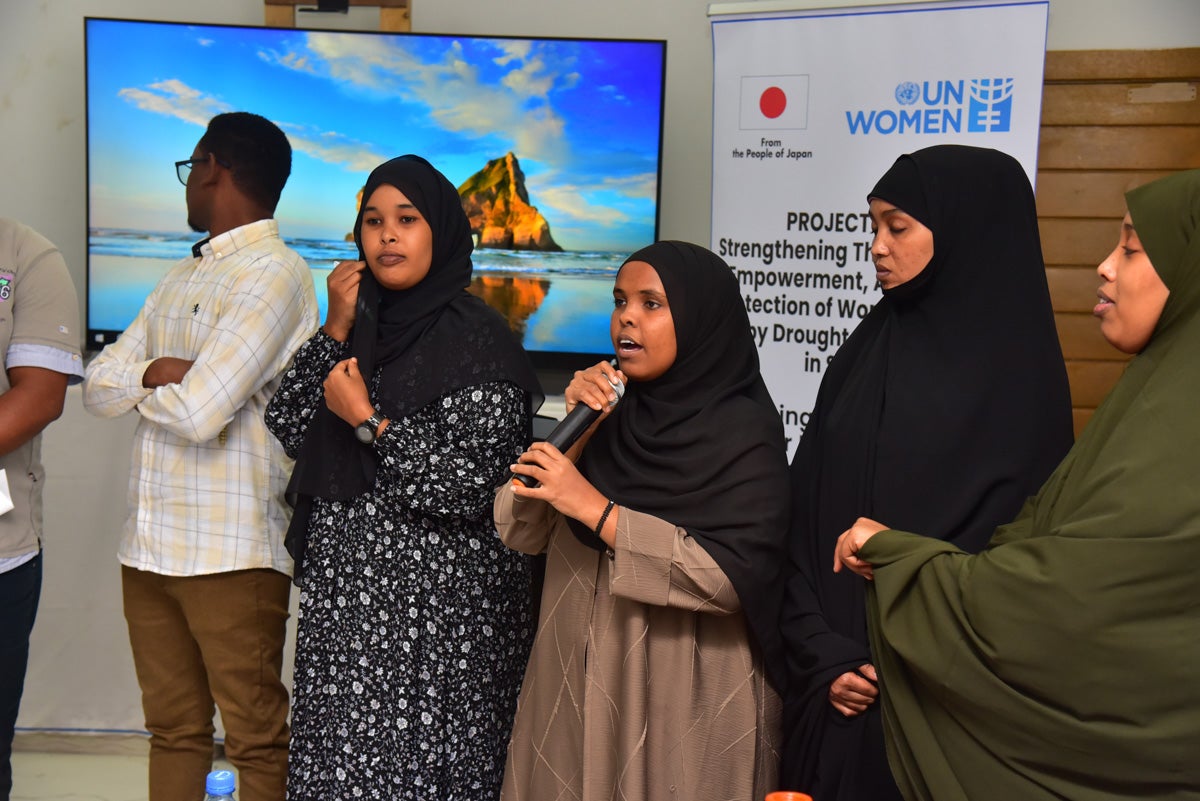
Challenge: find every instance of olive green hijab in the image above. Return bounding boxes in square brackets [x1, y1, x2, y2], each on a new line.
[858, 169, 1200, 800]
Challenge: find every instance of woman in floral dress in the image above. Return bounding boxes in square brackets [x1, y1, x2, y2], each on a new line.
[266, 155, 542, 800]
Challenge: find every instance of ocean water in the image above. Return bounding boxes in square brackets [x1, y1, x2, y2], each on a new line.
[87, 229, 623, 357]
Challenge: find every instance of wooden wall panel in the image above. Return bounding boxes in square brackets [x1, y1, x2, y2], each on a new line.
[1066, 360, 1129, 408]
[1035, 171, 1171, 217]
[1046, 267, 1102, 313]
[1055, 313, 1128, 361]
[1039, 218, 1121, 265]
[1042, 84, 1199, 126]
[1037, 48, 1200, 436]
[1045, 50, 1200, 82]
[1039, 126, 1200, 170]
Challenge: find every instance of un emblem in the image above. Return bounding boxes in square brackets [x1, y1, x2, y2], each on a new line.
[894, 82, 920, 105]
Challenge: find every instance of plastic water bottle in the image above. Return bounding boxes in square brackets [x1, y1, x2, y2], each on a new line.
[204, 769, 236, 800]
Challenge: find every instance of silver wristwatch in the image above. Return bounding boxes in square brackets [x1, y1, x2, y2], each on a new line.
[354, 412, 385, 445]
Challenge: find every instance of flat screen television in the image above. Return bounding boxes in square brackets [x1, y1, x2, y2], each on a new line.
[84, 17, 666, 368]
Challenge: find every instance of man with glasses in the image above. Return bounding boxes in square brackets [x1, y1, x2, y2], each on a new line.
[83, 112, 318, 801]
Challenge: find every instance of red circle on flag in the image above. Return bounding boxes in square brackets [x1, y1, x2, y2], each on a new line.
[760, 86, 787, 119]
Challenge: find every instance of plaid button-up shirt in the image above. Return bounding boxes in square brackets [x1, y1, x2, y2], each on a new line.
[83, 219, 318, 576]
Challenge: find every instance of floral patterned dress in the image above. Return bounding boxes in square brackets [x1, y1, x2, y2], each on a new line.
[266, 331, 534, 800]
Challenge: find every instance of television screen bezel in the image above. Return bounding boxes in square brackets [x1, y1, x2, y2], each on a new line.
[82, 16, 668, 372]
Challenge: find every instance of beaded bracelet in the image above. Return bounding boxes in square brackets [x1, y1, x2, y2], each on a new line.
[595, 499, 616, 538]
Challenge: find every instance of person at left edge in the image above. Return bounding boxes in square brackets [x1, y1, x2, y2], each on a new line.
[266, 154, 542, 800]
[82, 112, 319, 801]
[0, 219, 84, 801]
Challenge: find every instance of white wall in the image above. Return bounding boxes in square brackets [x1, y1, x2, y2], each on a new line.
[1, 0, 1198, 738]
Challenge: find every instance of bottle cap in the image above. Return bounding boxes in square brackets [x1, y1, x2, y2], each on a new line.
[765, 793, 814, 801]
[206, 769, 236, 794]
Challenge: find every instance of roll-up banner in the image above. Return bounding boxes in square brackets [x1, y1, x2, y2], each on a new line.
[710, 0, 1048, 456]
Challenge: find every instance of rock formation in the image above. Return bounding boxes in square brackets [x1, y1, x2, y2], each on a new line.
[346, 153, 562, 253]
[458, 153, 562, 252]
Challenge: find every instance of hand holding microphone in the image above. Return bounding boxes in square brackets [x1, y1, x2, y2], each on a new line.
[513, 360, 625, 489]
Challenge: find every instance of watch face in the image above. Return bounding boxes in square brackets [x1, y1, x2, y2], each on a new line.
[354, 423, 375, 444]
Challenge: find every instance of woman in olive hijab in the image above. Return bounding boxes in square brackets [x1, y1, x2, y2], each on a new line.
[836, 168, 1200, 799]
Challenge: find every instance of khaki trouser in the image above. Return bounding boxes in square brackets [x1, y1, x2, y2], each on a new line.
[122, 566, 291, 801]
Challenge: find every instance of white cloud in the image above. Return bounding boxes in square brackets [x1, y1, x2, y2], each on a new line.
[598, 172, 658, 201]
[532, 183, 629, 226]
[117, 79, 231, 128]
[266, 33, 576, 168]
[282, 126, 388, 173]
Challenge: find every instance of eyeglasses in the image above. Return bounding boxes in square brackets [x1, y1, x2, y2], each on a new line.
[175, 154, 231, 186]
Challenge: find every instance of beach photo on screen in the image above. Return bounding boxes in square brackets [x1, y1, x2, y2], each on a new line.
[85, 18, 666, 361]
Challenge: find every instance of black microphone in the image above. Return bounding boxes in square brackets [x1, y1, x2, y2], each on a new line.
[515, 363, 625, 488]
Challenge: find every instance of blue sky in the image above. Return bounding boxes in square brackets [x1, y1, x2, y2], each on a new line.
[86, 19, 665, 251]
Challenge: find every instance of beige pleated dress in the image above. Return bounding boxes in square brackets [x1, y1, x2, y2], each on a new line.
[495, 482, 781, 801]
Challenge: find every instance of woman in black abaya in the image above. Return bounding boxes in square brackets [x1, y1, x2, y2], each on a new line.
[778, 145, 1074, 800]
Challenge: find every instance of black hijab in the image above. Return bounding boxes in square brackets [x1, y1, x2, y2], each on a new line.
[578, 241, 791, 690]
[780, 145, 1074, 797]
[284, 155, 542, 573]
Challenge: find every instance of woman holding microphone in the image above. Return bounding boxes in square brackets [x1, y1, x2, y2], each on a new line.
[497, 240, 791, 801]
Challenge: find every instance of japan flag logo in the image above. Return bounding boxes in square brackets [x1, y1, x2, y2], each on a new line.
[740, 74, 810, 130]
